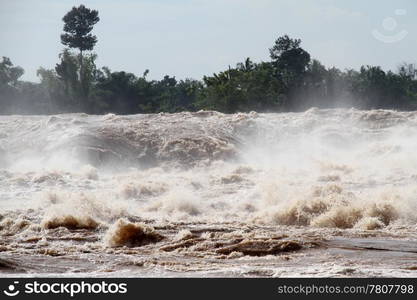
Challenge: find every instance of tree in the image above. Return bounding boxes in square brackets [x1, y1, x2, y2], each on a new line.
[398, 63, 417, 80]
[269, 35, 302, 61]
[61, 5, 99, 56]
[55, 49, 79, 101]
[269, 35, 311, 110]
[94, 68, 139, 113]
[52, 49, 99, 111]
[60, 5, 99, 99]
[197, 59, 282, 113]
[37, 67, 67, 112]
[0, 57, 24, 113]
[0, 57, 24, 87]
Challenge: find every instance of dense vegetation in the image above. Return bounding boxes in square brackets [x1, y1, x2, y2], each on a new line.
[1, 5, 417, 115]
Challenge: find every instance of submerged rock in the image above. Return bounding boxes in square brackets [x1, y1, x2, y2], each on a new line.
[216, 240, 303, 256]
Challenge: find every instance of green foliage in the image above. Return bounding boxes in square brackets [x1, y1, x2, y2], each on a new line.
[1, 34, 417, 114]
[94, 68, 139, 113]
[0, 57, 24, 87]
[60, 5, 99, 104]
[198, 59, 281, 112]
[269, 35, 302, 60]
[60, 5, 100, 52]
[35, 50, 99, 113]
[55, 49, 80, 102]
[269, 35, 311, 110]
[0, 57, 24, 113]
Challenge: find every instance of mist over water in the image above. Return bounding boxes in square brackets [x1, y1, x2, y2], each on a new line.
[1, 108, 417, 277]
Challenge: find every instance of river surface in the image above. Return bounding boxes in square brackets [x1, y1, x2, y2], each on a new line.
[0, 109, 416, 277]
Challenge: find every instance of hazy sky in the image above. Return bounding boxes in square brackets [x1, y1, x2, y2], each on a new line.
[1, 0, 416, 82]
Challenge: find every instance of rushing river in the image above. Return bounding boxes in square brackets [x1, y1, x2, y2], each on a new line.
[0, 108, 416, 277]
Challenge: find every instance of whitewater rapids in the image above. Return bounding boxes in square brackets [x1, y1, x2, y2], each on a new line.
[0, 108, 417, 277]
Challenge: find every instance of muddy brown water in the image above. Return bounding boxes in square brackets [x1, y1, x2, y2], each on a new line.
[1, 109, 417, 277]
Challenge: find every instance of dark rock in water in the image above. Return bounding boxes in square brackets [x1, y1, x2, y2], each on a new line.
[216, 240, 303, 256]
[0, 258, 19, 270]
[160, 238, 205, 252]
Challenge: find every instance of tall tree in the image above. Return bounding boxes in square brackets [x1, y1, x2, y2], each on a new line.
[269, 35, 311, 110]
[60, 5, 99, 100]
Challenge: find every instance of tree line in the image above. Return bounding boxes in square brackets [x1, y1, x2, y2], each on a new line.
[1, 5, 417, 115]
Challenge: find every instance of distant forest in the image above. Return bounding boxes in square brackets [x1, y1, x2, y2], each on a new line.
[1, 5, 417, 115]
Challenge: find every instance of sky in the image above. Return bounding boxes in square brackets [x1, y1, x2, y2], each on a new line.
[0, 0, 416, 82]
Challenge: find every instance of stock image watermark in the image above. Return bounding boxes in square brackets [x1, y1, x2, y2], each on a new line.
[372, 9, 408, 43]
[3, 281, 20, 297]
[2, 280, 128, 297]
[278, 283, 415, 296]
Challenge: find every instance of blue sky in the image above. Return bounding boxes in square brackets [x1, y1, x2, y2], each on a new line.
[0, 0, 416, 82]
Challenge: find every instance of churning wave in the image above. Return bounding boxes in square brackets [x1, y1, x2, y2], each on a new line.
[1, 108, 417, 228]
[1, 108, 417, 276]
